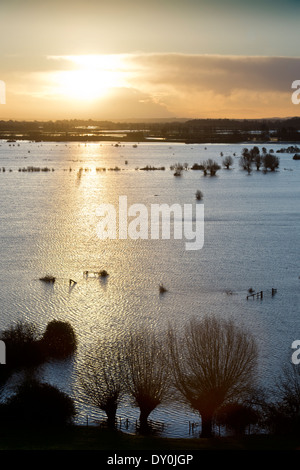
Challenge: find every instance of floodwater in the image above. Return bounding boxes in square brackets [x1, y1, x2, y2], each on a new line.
[0, 140, 299, 437]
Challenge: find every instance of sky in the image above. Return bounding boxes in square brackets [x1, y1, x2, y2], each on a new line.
[1, 0, 300, 120]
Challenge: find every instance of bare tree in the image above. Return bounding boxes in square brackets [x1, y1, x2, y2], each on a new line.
[123, 329, 170, 432]
[168, 316, 258, 437]
[201, 159, 221, 176]
[171, 163, 184, 176]
[222, 156, 233, 169]
[239, 154, 252, 174]
[78, 340, 124, 428]
[254, 154, 263, 171]
[262, 364, 300, 435]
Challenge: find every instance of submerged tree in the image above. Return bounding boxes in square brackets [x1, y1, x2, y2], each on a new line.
[249, 146, 260, 160]
[0, 320, 42, 369]
[222, 156, 234, 169]
[195, 190, 203, 201]
[78, 340, 124, 429]
[171, 163, 184, 176]
[123, 329, 170, 432]
[262, 153, 279, 171]
[239, 151, 252, 174]
[168, 316, 258, 437]
[198, 159, 221, 176]
[41, 320, 77, 360]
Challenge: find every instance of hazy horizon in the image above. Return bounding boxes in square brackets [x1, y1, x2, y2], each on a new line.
[0, 115, 299, 124]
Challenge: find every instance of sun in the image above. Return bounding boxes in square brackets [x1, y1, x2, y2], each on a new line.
[56, 69, 113, 101]
[51, 55, 128, 101]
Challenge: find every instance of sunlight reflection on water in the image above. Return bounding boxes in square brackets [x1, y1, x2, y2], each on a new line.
[0, 140, 299, 437]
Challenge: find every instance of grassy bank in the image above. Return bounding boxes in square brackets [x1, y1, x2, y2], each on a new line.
[0, 426, 299, 451]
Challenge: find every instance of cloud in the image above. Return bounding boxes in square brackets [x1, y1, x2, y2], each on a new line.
[126, 53, 300, 94]
[121, 53, 300, 117]
[3, 53, 300, 119]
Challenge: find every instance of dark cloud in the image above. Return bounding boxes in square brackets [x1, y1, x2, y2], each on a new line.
[128, 54, 300, 95]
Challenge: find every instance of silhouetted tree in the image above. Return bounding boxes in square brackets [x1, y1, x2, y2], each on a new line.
[239, 153, 252, 174]
[249, 146, 260, 160]
[262, 364, 300, 435]
[0, 378, 76, 427]
[262, 153, 279, 171]
[222, 156, 233, 169]
[206, 159, 221, 176]
[168, 316, 258, 437]
[199, 163, 208, 176]
[200, 159, 221, 176]
[171, 163, 184, 176]
[123, 329, 169, 432]
[41, 320, 77, 359]
[0, 321, 43, 370]
[78, 340, 123, 428]
[215, 401, 259, 435]
[254, 154, 263, 171]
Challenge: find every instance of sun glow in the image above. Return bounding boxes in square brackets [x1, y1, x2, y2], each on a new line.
[50, 55, 129, 101]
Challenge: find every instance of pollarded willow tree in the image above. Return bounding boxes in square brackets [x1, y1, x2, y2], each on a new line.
[222, 156, 234, 169]
[123, 329, 170, 432]
[200, 159, 221, 176]
[78, 340, 124, 429]
[168, 316, 258, 438]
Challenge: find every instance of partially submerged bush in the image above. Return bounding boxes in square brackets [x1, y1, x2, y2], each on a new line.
[171, 163, 184, 176]
[191, 163, 202, 170]
[262, 153, 279, 171]
[0, 321, 43, 370]
[99, 270, 109, 277]
[195, 190, 203, 201]
[40, 320, 77, 360]
[159, 283, 167, 293]
[140, 165, 165, 171]
[39, 275, 56, 283]
[199, 160, 221, 176]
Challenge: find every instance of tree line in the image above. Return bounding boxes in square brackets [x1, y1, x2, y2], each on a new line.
[1, 117, 300, 143]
